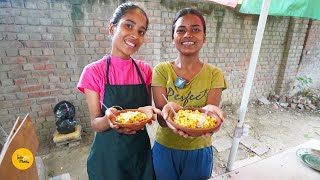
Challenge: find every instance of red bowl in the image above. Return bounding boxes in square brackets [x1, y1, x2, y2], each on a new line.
[109, 109, 153, 131]
[167, 108, 222, 137]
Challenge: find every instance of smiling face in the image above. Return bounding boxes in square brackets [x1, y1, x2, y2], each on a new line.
[173, 14, 206, 56]
[109, 9, 147, 59]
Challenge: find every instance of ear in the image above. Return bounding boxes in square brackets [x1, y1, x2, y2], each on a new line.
[203, 34, 206, 43]
[108, 23, 114, 35]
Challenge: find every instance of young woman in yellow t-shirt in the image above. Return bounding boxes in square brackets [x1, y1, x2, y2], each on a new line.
[152, 8, 227, 180]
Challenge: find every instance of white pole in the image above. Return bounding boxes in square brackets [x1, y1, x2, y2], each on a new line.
[226, 0, 271, 172]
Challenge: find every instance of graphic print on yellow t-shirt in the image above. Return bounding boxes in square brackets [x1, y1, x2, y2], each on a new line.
[152, 61, 227, 150]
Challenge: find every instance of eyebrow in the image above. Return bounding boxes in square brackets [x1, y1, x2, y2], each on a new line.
[177, 24, 201, 28]
[125, 19, 146, 31]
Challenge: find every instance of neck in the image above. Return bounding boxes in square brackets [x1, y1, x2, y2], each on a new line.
[110, 49, 130, 60]
[175, 53, 201, 69]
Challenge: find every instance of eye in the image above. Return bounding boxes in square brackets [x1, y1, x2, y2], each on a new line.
[192, 28, 201, 32]
[125, 24, 133, 29]
[139, 30, 146, 35]
[176, 29, 185, 33]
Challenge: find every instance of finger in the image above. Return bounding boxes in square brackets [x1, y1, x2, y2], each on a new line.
[153, 107, 162, 115]
[166, 121, 177, 131]
[110, 124, 119, 129]
[178, 130, 185, 136]
[183, 133, 189, 138]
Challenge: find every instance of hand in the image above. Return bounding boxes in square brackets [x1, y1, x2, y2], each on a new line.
[105, 107, 136, 135]
[161, 102, 182, 120]
[166, 120, 190, 138]
[161, 102, 190, 138]
[138, 106, 162, 125]
[202, 104, 225, 121]
[201, 132, 213, 138]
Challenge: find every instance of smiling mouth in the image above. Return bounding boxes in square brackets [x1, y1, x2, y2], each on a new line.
[125, 40, 136, 47]
[181, 42, 195, 46]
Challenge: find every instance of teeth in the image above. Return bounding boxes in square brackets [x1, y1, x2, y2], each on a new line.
[182, 42, 195, 45]
[125, 41, 135, 47]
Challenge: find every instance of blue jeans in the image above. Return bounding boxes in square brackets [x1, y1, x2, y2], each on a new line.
[152, 141, 214, 180]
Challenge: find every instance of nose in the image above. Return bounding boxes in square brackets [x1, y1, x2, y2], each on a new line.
[184, 31, 192, 38]
[129, 30, 139, 39]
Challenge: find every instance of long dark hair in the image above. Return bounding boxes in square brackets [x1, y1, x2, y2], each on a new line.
[172, 8, 206, 39]
[110, 2, 149, 30]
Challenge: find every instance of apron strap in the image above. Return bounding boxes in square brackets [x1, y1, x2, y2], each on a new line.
[131, 58, 146, 85]
[106, 55, 111, 84]
[106, 55, 146, 85]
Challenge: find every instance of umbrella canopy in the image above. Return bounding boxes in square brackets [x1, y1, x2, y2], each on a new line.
[240, 0, 320, 20]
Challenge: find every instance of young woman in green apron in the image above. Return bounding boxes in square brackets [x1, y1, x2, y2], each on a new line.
[77, 2, 160, 179]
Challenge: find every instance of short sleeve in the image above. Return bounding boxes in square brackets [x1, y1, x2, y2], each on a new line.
[210, 66, 227, 90]
[77, 64, 102, 94]
[152, 62, 168, 87]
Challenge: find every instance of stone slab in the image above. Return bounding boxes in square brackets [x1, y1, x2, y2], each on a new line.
[213, 137, 233, 152]
[240, 135, 269, 156]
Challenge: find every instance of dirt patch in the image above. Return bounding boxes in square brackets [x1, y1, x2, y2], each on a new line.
[39, 103, 320, 179]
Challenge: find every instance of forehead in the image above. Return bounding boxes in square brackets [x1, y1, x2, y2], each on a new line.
[120, 9, 147, 28]
[175, 14, 203, 28]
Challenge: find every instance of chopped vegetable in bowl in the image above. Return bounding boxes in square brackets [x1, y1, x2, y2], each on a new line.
[117, 111, 147, 123]
[174, 109, 216, 128]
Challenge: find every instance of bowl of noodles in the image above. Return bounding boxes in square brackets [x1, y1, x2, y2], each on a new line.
[109, 109, 153, 131]
[167, 108, 222, 137]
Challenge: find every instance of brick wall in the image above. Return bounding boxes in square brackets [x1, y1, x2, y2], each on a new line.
[297, 20, 320, 89]
[0, 0, 317, 143]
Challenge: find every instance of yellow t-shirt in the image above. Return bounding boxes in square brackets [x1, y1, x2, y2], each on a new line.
[152, 62, 227, 150]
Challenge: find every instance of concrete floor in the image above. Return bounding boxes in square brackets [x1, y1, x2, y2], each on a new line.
[39, 104, 320, 180]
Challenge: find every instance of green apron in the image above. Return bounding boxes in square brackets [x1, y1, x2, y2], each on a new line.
[87, 55, 155, 180]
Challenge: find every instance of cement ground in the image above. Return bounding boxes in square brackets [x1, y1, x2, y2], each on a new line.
[39, 103, 320, 179]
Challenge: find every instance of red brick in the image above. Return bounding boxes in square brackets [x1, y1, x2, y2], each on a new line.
[21, 85, 42, 92]
[32, 70, 54, 77]
[34, 64, 46, 70]
[2, 57, 27, 64]
[19, 49, 31, 56]
[94, 21, 103, 27]
[20, 106, 31, 113]
[41, 104, 52, 111]
[25, 41, 47, 48]
[37, 97, 56, 105]
[14, 100, 34, 107]
[27, 57, 49, 63]
[50, 90, 62, 96]
[144, 37, 152, 43]
[60, 77, 71, 82]
[14, 79, 26, 86]
[99, 27, 108, 34]
[96, 34, 105, 41]
[28, 91, 50, 98]
[45, 64, 55, 70]
[95, 47, 105, 54]
[43, 49, 54, 55]
[38, 110, 53, 117]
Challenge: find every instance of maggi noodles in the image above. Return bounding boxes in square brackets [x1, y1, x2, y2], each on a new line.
[173, 109, 216, 128]
[117, 111, 147, 123]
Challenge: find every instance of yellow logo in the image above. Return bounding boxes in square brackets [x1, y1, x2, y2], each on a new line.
[12, 148, 34, 170]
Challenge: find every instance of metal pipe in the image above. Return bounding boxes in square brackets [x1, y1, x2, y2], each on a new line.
[226, 0, 272, 172]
